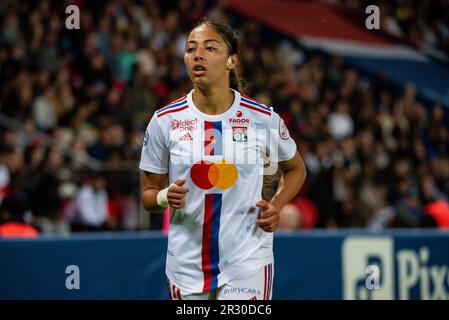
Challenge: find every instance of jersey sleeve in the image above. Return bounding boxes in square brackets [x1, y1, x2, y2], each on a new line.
[139, 113, 169, 174]
[266, 111, 297, 163]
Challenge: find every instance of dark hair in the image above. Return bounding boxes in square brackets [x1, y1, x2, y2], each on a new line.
[190, 18, 246, 93]
[0, 193, 30, 221]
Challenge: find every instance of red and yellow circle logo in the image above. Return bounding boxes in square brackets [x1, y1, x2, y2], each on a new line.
[190, 160, 238, 190]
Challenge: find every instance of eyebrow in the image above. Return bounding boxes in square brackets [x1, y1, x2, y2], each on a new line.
[186, 39, 221, 45]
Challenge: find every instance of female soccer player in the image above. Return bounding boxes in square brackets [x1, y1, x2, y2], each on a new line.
[140, 19, 306, 300]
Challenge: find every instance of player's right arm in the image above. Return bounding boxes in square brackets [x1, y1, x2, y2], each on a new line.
[141, 173, 189, 211]
[141, 171, 168, 212]
[139, 113, 189, 211]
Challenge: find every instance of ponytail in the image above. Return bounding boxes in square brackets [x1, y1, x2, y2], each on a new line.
[230, 67, 246, 93]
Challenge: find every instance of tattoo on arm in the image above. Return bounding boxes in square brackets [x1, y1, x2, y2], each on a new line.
[262, 166, 282, 201]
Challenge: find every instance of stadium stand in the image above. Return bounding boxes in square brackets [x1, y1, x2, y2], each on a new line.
[0, 0, 448, 234]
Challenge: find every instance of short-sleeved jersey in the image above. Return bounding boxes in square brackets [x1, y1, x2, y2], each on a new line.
[140, 89, 297, 294]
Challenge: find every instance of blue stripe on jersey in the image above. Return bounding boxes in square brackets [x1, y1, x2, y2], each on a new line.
[156, 98, 187, 114]
[241, 97, 272, 111]
[267, 264, 272, 299]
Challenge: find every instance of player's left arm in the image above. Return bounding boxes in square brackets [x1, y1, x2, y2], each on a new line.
[256, 150, 307, 232]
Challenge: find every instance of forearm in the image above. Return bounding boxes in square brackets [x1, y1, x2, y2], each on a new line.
[270, 162, 306, 211]
[141, 177, 188, 211]
[141, 172, 168, 212]
[142, 188, 165, 212]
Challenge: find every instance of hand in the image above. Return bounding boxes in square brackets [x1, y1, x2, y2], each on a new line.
[167, 179, 189, 209]
[256, 200, 279, 232]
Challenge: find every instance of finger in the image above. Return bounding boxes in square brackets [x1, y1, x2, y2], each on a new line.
[167, 192, 183, 200]
[174, 179, 186, 186]
[178, 187, 189, 194]
[169, 186, 190, 194]
[170, 203, 185, 209]
[257, 220, 277, 230]
[256, 200, 269, 210]
[168, 196, 183, 203]
[169, 199, 184, 206]
[259, 219, 279, 232]
[259, 208, 276, 219]
[259, 225, 272, 232]
[260, 223, 278, 233]
[257, 215, 278, 226]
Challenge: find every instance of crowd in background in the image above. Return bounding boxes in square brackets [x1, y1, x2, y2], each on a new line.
[335, 0, 449, 61]
[0, 0, 448, 236]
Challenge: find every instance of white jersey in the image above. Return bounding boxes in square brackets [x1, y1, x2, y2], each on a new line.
[139, 89, 296, 294]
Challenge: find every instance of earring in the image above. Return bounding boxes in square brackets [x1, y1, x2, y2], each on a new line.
[227, 57, 232, 67]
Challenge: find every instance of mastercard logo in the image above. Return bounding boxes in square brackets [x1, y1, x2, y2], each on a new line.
[190, 160, 238, 190]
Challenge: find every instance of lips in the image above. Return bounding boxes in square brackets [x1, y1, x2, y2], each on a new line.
[193, 65, 207, 76]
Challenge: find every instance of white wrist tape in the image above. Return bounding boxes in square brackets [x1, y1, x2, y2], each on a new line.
[156, 183, 177, 208]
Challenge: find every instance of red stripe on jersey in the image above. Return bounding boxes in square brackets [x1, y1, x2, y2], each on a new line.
[156, 105, 188, 118]
[177, 288, 182, 300]
[240, 102, 271, 116]
[201, 194, 214, 292]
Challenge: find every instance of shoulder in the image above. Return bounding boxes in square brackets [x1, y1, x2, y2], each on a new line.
[154, 95, 189, 119]
[146, 95, 191, 139]
[238, 94, 278, 128]
[239, 94, 273, 117]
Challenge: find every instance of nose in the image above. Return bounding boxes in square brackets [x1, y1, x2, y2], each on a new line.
[193, 47, 204, 61]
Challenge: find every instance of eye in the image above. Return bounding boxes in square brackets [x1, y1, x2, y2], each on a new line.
[206, 47, 216, 51]
[186, 47, 195, 53]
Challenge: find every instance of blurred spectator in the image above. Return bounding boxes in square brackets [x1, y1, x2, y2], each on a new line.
[65, 172, 111, 232]
[420, 174, 449, 228]
[32, 85, 57, 131]
[424, 199, 449, 229]
[0, 145, 13, 203]
[328, 102, 354, 140]
[0, 193, 38, 238]
[393, 187, 427, 228]
[0, 0, 448, 232]
[278, 204, 302, 231]
[293, 197, 318, 229]
[24, 158, 69, 235]
[339, 1, 449, 61]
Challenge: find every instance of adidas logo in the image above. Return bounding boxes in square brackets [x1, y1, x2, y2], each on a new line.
[180, 132, 193, 141]
[249, 296, 257, 300]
